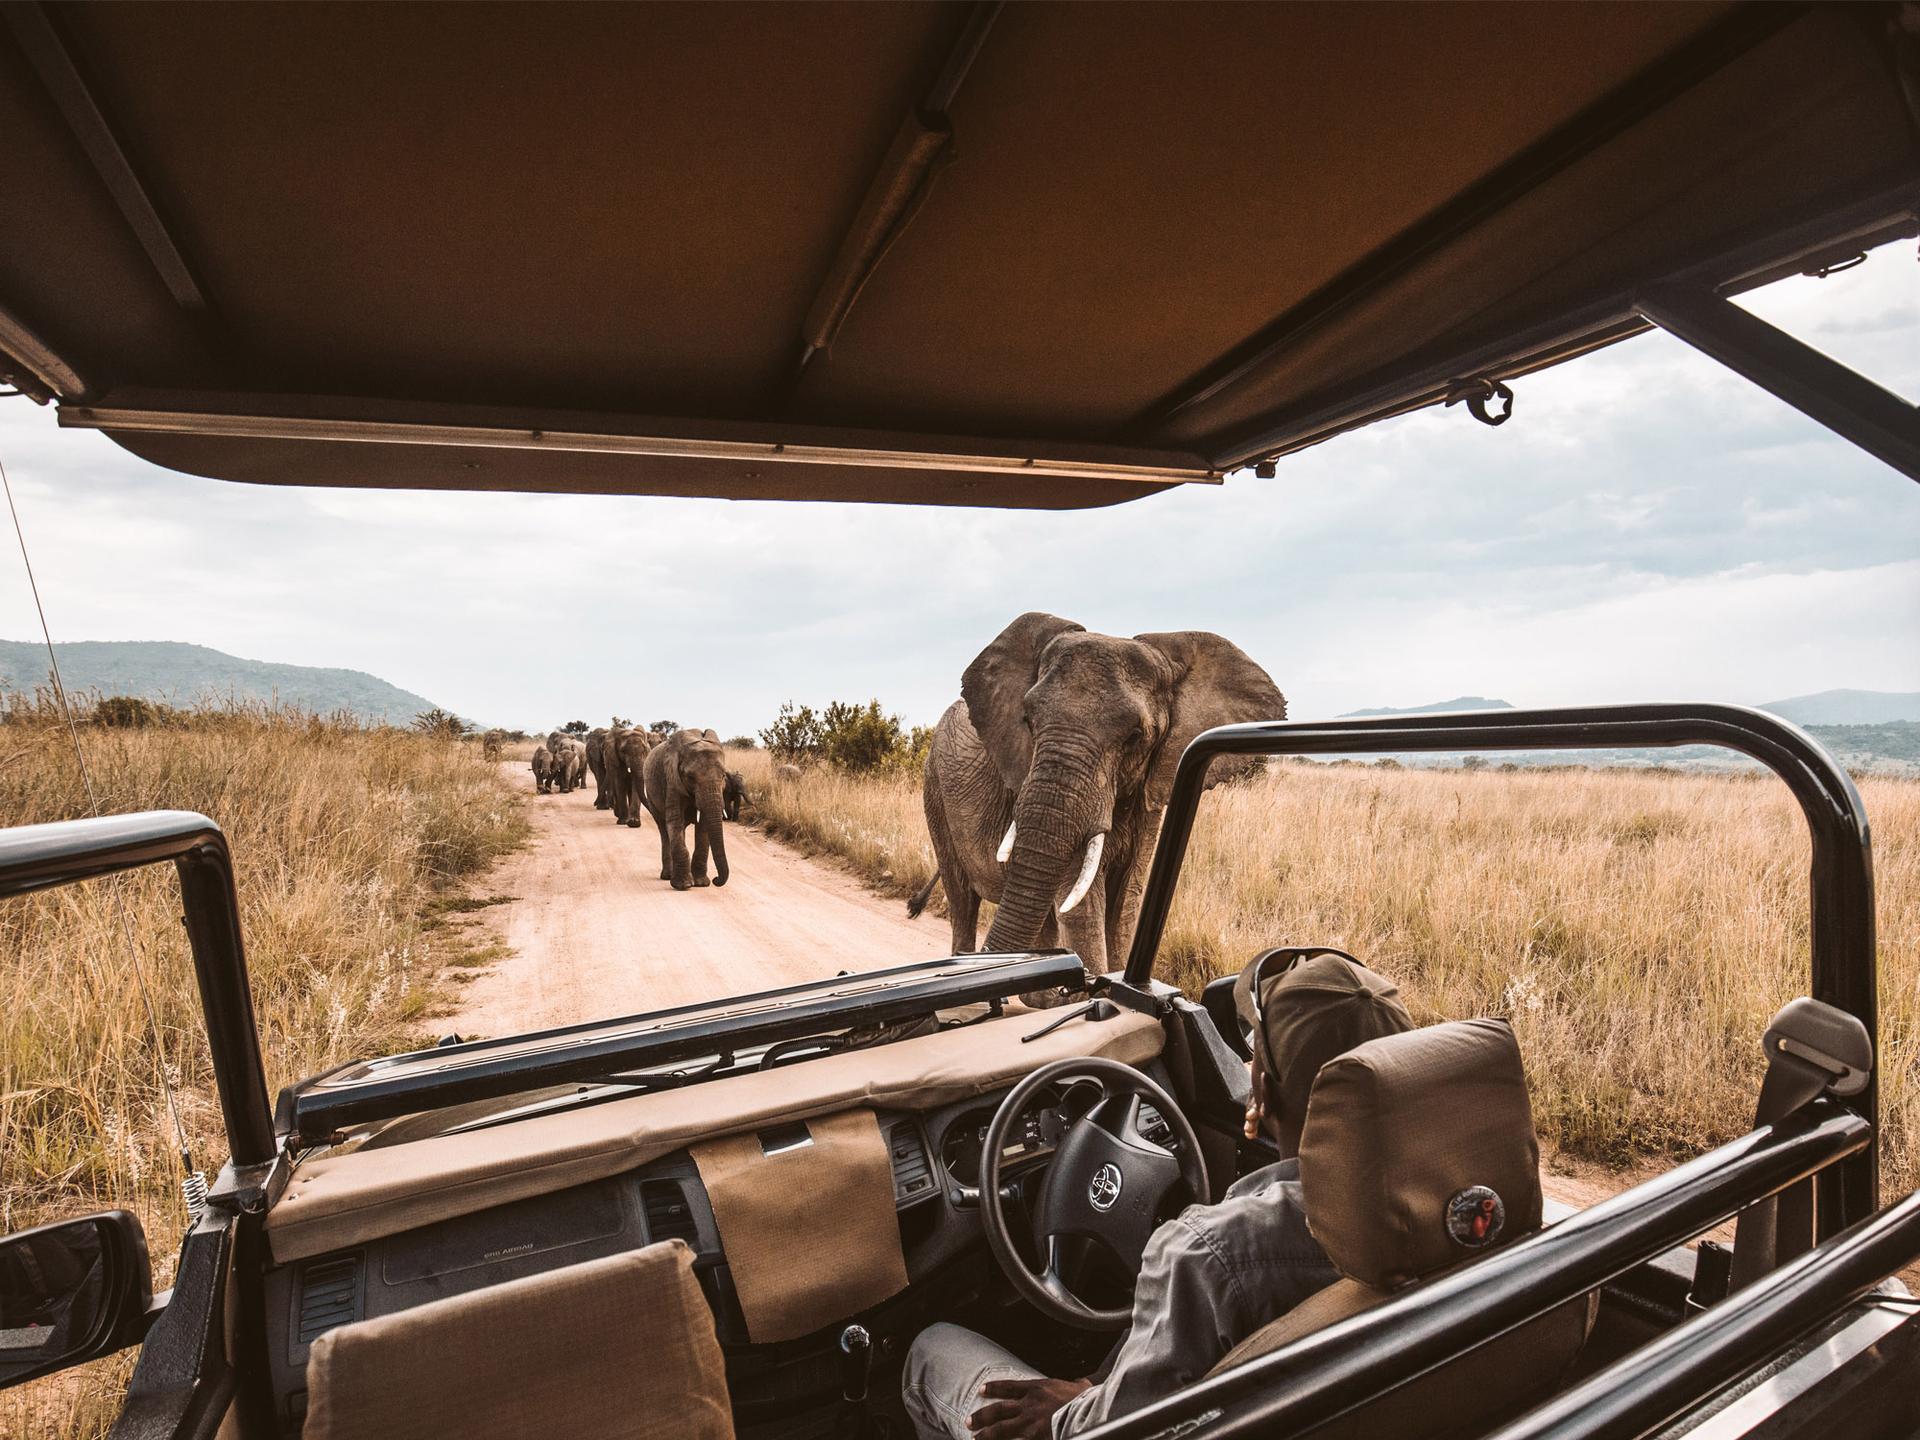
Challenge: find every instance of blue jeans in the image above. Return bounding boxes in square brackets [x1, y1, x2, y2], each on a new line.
[902, 1323, 1046, 1440]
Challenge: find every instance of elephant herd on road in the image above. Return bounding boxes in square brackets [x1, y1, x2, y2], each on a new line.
[530, 725, 744, 891]
[518, 612, 1288, 955]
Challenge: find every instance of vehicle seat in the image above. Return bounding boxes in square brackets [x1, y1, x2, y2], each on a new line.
[1206, 1019, 1594, 1440]
[303, 1240, 733, 1440]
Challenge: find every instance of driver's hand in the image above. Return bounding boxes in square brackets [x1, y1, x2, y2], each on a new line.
[968, 1377, 1092, 1439]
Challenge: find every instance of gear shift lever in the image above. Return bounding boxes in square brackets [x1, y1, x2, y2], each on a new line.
[838, 1324, 873, 1403]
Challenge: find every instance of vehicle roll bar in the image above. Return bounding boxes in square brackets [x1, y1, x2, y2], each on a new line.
[1484, 1183, 1920, 1440]
[0, 811, 275, 1167]
[1080, 1101, 1873, 1440]
[1124, 704, 1878, 1224]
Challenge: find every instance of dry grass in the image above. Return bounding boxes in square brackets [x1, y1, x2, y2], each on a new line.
[1, 697, 525, 1439]
[735, 748, 941, 905]
[743, 756, 1918, 1196]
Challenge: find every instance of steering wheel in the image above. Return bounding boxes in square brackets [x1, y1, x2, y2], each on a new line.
[979, 1056, 1210, 1330]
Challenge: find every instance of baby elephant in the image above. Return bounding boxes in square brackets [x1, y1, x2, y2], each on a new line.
[530, 745, 555, 794]
[723, 770, 747, 822]
[642, 729, 731, 889]
[555, 740, 587, 794]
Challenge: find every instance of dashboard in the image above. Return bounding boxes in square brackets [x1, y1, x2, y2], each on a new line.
[262, 1067, 1180, 1431]
[937, 1082, 1176, 1189]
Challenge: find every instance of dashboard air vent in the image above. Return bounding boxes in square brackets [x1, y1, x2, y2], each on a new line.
[295, 1256, 360, 1345]
[889, 1122, 933, 1203]
[642, 1179, 701, 1248]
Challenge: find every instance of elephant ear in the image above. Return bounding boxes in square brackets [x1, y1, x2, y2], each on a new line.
[961, 612, 1085, 791]
[1136, 631, 1287, 810]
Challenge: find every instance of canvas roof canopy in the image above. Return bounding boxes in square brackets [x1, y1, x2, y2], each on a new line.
[0, 1, 1915, 507]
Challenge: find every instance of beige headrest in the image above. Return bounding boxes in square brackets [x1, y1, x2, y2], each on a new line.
[1299, 1018, 1541, 1290]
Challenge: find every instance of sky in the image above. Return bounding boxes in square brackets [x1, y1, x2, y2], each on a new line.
[0, 248, 1915, 737]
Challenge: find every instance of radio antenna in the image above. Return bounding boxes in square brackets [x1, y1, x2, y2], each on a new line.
[1, 446, 202, 1222]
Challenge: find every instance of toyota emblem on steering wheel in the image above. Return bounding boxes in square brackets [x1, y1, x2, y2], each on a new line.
[1089, 1163, 1124, 1212]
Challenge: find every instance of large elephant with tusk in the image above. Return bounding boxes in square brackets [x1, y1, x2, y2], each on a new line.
[919, 612, 1286, 979]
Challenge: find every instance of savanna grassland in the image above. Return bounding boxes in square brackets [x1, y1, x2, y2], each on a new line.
[743, 751, 1918, 1197]
[2, 696, 525, 1438]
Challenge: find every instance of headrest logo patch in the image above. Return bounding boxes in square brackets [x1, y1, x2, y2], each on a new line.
[1445, 1186, 1505, 1250]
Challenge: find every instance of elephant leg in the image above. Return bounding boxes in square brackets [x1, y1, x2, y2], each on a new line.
[670, 817, 692, 889]
[923, 758, 981, 953]
[663, 799, 688, 886]
[1015, 887, 1103, 1009]
[946, 884, 979, 954]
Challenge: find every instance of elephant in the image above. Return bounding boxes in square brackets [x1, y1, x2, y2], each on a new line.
[552, 739, 587, 793]
[606, 725, 656, 827]
[723, 770, 747, 822]
[642, 728, 731, 889]
[584, 728, 610, 808]
[530, 745, 555, 794]
[919, 612, 1285, 977]
[541, 732, 586, 793]
[775, 763, 802, 782]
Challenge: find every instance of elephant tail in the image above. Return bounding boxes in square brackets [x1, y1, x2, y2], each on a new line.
[906, 872, 940, 920]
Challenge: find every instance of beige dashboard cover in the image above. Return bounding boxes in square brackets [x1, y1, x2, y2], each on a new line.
[269, 1008, 1163, 1262]
[692, 1108, 909, 1343]
[304, 1241, 733, 1440]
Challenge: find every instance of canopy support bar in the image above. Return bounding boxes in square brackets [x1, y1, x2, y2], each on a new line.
[791, 2, 1002, 388]
[1636, 283, 1920, 486]
[2, 2, 215, 318]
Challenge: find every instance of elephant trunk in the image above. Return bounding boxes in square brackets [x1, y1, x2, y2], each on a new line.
[982, 743, 1110, 952]
[702, 787, 730, 886]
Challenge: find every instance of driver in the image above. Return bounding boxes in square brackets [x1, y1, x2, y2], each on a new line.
[902, 950, 1414, 1440]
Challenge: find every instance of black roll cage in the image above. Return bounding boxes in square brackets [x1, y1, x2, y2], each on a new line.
[0, 810, 276, 1168]
[1125, 703, 1879, 1226]
[1086, 701, 1901, 1440]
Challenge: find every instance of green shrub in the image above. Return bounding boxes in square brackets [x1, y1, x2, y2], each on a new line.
[761, 702, 822, 765]
[762, 700, 929, 775]
[821, 700, 903, 773]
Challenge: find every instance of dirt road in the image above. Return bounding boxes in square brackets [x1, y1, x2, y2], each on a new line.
[443, 765, 949, 1038]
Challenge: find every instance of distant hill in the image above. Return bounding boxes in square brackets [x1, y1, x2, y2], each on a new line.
[1760, 689, 1920, 726]
[1340, 696, 1516, 718]
[0, 640, 443, 726]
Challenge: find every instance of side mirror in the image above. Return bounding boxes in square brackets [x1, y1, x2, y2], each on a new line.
[1201, 975, 1250, 1061]
[0, 1211, 152, 1389]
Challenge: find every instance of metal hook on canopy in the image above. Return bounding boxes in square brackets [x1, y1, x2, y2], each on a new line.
[1445, 376, 1515, 427]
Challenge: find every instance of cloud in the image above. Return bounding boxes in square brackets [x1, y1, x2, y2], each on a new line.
[0, 251, 1914, 734]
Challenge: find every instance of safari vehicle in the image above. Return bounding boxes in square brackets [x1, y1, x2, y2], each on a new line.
[2, 4, 1918, 1439]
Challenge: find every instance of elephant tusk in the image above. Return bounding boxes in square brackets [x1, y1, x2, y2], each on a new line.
[1058, 831, 1106, 914]
[997, 821, 1018, 864]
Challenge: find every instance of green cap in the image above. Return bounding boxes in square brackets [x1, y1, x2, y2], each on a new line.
[1233, 949, 1414, 1128]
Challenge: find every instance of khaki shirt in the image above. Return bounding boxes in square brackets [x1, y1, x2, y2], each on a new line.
[1054, 1159, 1338, 1436]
